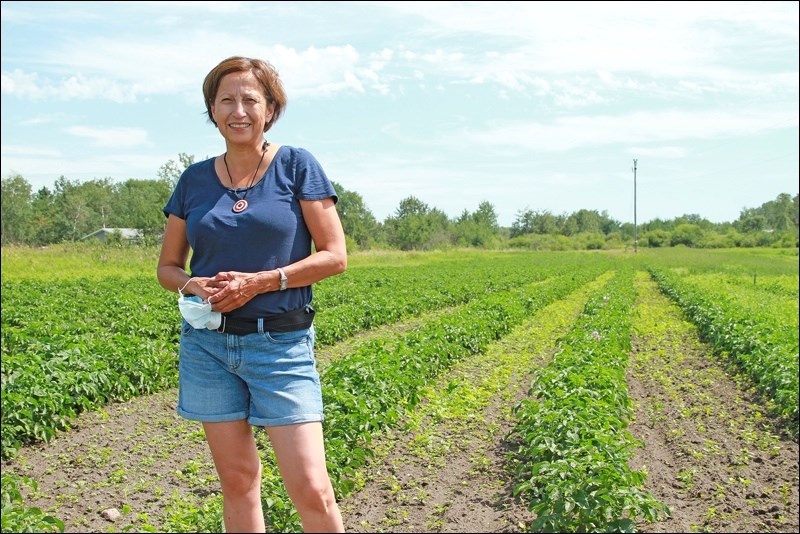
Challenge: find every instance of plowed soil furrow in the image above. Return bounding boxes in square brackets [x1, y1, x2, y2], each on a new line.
[628, 271, 799, 533]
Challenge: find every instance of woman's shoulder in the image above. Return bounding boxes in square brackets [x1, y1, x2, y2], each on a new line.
[273, 144, 312, 158]
[179, 157, 215, 180]
[273, 145, 322, 169]
[173, 157, 217, 193]
[185, 157, 215, 172]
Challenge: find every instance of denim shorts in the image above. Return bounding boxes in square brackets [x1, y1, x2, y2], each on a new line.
[176, 320, 324, 427]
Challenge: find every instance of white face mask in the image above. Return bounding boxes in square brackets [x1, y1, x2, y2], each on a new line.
[177, 292, 221, 330]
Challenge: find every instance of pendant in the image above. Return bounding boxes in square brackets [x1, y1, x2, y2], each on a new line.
[232, 199, 248, 213]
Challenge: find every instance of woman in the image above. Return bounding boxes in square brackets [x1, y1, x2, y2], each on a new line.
[157, 56, 346, 533]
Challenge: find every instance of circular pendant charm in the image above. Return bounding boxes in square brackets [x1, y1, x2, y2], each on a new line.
[232, 199, 248, 213]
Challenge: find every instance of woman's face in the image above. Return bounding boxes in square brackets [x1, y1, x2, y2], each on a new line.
[211, 71, 274, 146]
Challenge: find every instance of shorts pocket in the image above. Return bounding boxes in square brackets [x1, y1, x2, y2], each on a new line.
[264, 327, 311, 344]
[181, 319, 197, 336]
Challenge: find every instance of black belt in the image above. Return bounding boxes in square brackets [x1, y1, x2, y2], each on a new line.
[217, 305, 315, 335]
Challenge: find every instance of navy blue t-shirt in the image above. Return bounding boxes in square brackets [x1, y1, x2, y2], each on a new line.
[163, 145, 337, 318]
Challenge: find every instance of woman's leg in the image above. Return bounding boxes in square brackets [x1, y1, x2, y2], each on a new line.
[204, 420, 265, 533]
[266, 422, 344, 533]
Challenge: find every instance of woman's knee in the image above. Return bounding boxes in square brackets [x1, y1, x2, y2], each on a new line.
[218, 461, 262, 497]
[288, 476, 336, 512]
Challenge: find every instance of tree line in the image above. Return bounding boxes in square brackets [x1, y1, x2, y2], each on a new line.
[1, 153, 798, 251]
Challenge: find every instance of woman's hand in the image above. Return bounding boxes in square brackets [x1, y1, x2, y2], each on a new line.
[206, 271, 260, 313]
[181, 277, 225, 302]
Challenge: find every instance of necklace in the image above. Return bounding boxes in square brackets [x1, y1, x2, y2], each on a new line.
[223, 140, 269, 213]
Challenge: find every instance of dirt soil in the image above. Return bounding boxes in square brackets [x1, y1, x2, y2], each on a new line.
[3, 274, 798, 533]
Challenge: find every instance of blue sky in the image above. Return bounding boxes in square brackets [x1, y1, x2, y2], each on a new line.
[2, 1, 798, 227]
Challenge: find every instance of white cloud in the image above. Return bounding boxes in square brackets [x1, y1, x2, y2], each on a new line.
[628, 146, 688, 159]
[460, 108, 798, 152]
[64, 126, 149, 148]
[3, 2, 796, 106]
[1, 151, 172, 185]
[1, 145, 61, 157]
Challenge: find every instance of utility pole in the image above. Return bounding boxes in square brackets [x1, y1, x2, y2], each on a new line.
[633, 159, 638, 253]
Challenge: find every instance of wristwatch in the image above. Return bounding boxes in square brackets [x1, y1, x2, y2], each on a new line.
[277, 267, 288, 291]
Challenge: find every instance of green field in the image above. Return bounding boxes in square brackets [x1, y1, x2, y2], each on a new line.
[2, 245, 797, 533]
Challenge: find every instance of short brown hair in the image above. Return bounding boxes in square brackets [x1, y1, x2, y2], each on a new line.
[203, 56, 287, 133]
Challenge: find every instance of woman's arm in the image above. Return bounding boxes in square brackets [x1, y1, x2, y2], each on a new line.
[157, 215, 191, 292]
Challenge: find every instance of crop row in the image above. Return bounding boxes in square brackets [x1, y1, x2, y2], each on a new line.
[684, 272, 798, 326]
[312, 253, 564, 345]
[508, 268, 669, 532]
[647, 267, 799, 437]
